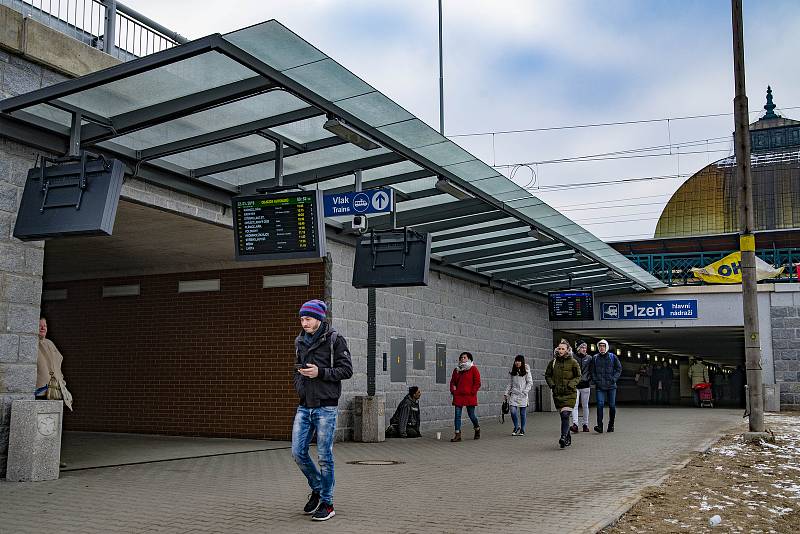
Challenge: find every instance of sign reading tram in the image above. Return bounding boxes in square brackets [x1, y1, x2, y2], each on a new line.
[232, 190, 326, 260]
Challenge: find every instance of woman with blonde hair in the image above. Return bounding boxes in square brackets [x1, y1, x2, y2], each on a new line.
[545, 339, 581, 449]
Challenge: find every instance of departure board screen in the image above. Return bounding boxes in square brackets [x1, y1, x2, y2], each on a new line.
[232, 190, 326, 261]
[548, 291, 594, 321]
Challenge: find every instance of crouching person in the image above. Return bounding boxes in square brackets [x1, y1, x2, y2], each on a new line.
[385, 386, 422, 438]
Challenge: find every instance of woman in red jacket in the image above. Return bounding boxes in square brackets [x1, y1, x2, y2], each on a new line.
[449, 351, 481, 442]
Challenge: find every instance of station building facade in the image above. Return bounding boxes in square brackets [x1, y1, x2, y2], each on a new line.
[2, 9, 665, 477]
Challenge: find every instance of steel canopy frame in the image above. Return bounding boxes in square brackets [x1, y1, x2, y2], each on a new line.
[0, 28, 659, 295]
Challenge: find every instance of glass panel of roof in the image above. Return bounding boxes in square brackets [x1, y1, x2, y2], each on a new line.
[113, 90, 309, 151]
[224, 21, 327, 71]
[395, 194, 457, 213]
[206, 162, 274, 187]
[444, 160, 499, 182]
[415, 142, 473, 167]
[270, 115, 332, 144]
[377, 119, 443, 149]
[158, 135, 268, 169]
[284, 58, 374, 103]
[58, 52, 256, 117]
[431, 217, 520, 238]
[470, 175, 523, 198]
[436, 237, 532, 257]
[361, 161, 425, 180]
[316, 176, 361, 191]
[11, 105, 72, 134]
[432, 229, 529, 249]
[336, 91, 414, 128]
[282, 145, 391, 175]
[391, 176, 438, 194]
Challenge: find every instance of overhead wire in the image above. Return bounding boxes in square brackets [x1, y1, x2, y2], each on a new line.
[447, 106, 800, 138]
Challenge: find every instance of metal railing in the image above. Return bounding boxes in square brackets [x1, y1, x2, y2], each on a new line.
[626, 248, 800, 286]
[1, 0, 187, 60]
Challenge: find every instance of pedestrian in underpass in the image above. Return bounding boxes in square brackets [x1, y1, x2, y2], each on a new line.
[687, 358, 709, 407]
[504, 355, 532, 436]
[545, 339, 581, 449]
[570, 340, 592, 433]
[450, 351, 481, 441]
[659, 361, 674, 405]
[635, 362, 650, 404]
[591, 339, 622, 433]
[292, 299, 353, 522]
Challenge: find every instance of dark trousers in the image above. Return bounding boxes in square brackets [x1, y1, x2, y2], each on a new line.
[385, 425, 420, 438]
[596, 388, 617, 426]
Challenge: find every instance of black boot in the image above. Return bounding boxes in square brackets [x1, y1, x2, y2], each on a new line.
[594, 423, 604, 434]
[564, 432, 572, 446]
[607, 420, 615, 433]
[559, 435, 566, 449]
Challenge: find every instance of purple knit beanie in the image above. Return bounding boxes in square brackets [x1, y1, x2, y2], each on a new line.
[299, 299, 327, 321]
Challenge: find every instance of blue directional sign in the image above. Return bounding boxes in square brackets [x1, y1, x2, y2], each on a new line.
[601, 300, 698, 320]
[323, 189, 394, 217]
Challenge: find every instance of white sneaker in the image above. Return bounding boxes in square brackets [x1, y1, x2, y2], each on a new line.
[511, 429, 519, 436]
[518, 430, 526, 436]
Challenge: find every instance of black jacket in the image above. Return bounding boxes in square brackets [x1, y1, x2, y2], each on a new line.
[293, 324, 353, 408]
[389, 394, 420, 436]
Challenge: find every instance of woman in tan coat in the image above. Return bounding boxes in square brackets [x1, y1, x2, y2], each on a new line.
[36, 317, 73, 411]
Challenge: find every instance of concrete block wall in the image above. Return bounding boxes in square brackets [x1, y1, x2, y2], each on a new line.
[770, 291, 800, 410]
[327, 240, 553, 438]
[1, 37, 84, 477]
[0, 137, 45, 478]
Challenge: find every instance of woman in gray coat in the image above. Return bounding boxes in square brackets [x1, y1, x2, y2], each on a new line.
[504, 355, 533, 436]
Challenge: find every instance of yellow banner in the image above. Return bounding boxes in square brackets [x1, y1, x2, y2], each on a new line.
[690, 251, 784, 284]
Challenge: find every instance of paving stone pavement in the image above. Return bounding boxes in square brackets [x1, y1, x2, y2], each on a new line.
[0, 407, 743, 534]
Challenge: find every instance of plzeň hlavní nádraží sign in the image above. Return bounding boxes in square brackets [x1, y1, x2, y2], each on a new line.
[601, 300, 698, 320]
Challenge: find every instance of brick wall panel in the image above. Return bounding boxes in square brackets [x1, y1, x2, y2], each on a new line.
[42, 264, 324, 439]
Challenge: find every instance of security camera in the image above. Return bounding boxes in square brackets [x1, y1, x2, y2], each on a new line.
[352, 215, 367, 232]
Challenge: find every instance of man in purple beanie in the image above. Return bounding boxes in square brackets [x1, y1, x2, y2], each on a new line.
[292, 299, 353, 521]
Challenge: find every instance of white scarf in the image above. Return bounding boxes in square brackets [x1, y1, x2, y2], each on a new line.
[457, 360, 474, 372]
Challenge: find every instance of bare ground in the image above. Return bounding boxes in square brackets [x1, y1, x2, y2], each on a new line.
[603, 412, 800, 534]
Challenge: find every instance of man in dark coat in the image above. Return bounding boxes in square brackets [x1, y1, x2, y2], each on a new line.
[292, 299, 353, 522]
[385, 386, 422, 438]
[590, 339, 622, 433]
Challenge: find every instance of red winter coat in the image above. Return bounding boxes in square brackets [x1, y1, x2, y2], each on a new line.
[450, 365, 481, 407]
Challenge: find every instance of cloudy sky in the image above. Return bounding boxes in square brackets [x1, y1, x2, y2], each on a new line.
[128, 0, 800, 242]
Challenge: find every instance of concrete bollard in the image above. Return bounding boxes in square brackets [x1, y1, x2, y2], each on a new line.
[353, 395, 385, 442]
[6, 400, 63, 482]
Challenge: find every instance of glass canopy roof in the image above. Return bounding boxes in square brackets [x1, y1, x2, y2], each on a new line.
[0, 20, 664, 295]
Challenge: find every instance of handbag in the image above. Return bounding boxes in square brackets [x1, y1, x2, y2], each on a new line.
[501, 399, 509, 423]
[46, 372, 63, 401]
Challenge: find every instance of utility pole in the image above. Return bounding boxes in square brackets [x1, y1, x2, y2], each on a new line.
[438, 0, 444, 135]
[731, 0, 764, 433]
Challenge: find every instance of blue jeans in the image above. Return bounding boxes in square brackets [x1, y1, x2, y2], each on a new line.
[292, 406, 338, 505]
[454, 405, 479, 432]
[510, 406, 527, 432]
[595, 388, 617, 426]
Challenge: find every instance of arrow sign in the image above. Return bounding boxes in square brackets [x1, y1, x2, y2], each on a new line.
[323, 189, 394, 217]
